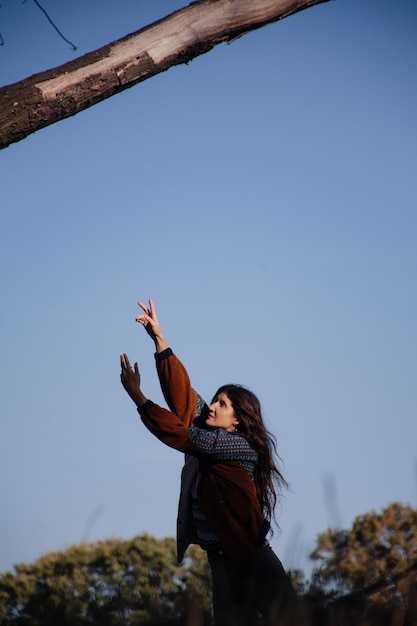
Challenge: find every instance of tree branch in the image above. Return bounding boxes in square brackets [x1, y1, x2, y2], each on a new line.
[0, 0, 330, 150]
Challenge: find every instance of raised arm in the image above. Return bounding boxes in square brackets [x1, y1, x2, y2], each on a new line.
[136, 298, 168, 354]
[120, 352, 201, 455]
[136, 299, 207, 427]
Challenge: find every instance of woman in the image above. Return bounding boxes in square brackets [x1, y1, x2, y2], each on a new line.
[120, 299, 294, 626]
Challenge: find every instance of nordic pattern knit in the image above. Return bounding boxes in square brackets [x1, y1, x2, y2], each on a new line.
[188, 427, 257, 477]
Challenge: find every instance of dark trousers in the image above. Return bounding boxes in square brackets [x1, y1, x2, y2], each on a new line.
[208, 546, 295, 626]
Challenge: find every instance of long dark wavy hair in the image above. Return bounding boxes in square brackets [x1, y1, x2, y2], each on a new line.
[211, 384, 288, 525]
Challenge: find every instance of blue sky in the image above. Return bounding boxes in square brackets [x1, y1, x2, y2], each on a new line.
[1, 0, 416, 576]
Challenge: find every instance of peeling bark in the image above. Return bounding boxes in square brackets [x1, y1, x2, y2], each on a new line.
[0, 0, 330, 150]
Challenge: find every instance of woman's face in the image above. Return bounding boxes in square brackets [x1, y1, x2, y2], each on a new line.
[206, 392, 239, 432]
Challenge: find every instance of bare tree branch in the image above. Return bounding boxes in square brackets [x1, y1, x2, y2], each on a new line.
[0, 0, 330, 150]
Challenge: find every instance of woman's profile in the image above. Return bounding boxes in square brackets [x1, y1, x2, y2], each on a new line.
[120, 299, 295, 625]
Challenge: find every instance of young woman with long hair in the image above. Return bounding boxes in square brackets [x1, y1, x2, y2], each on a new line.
[120, 299, 294, 626]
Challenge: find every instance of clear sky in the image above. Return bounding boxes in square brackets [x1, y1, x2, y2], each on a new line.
[1, 0, 416, 576]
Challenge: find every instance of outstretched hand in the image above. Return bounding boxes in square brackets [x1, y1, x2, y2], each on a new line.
[120, 353, 146, 407]
[136, 299, 168, 353]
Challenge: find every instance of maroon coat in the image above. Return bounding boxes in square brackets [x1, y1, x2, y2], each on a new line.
[138, 349, 269, 561]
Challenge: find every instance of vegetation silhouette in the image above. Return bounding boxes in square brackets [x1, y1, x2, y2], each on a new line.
[1, 503, 417, 625]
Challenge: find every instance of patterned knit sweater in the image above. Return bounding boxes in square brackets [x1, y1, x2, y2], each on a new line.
[138, 348, 270, 562]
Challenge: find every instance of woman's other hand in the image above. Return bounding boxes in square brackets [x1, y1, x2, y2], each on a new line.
[120, 353, 147, 407]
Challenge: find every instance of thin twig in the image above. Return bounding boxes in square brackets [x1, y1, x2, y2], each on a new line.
[0, 3, 3, 46]
[28, 0, 77, 51]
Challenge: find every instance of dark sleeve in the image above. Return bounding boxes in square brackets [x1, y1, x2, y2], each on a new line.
[138, 400, 202, 456]
[155, 349, 209, 428]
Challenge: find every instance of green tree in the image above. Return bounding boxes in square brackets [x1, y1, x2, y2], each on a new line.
[310, 502, 417, 609]
[0, 534, 211, 625]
